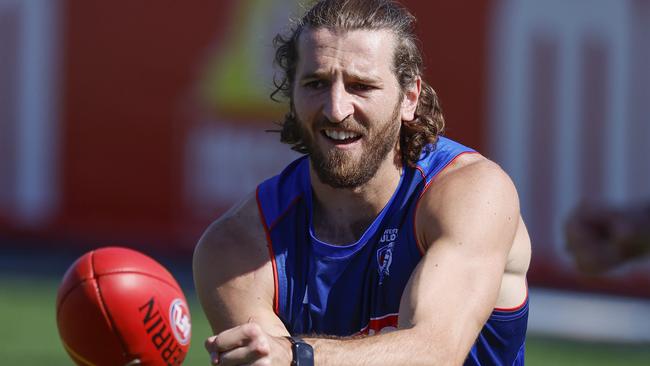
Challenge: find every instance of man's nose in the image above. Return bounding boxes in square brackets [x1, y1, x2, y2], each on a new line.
[322, 83, 353, 123]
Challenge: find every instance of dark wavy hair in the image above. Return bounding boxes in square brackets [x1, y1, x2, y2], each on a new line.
[271, 0, 445, 167]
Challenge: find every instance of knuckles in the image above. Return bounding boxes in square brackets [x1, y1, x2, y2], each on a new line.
[204, 322, 279, 364]
[243, 323, 271, 357]
[241, 322, 264, 339]
[250, 338, 271, 356]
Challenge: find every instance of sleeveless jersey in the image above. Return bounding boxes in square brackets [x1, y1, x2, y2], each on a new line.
[256, 137, 528, 365]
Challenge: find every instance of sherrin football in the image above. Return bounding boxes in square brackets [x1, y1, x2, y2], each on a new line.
[56, 247, 191, 366]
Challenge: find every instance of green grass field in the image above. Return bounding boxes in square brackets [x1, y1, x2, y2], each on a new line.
[2, 276, 649, 365]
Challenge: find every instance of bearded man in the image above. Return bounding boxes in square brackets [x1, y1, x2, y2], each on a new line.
[194, 1, 531, 365]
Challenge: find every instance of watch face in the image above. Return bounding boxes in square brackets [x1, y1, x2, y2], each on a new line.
[294, 342, 314, 366]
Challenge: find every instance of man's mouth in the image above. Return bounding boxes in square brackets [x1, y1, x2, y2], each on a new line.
[322, 129, 362, 145]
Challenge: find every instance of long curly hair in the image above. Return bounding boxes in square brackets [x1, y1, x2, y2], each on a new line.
[271, 0, 445, 167]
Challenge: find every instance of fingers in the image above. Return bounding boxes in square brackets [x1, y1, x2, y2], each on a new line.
[204, 322, 271, 366]
[219, 337, 271, 365]
[217, 322, 267, 351]
[205, 337, 220, 365]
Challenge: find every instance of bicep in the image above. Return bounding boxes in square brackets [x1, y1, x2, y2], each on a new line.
[398, 162, 519, 355]
[398, 237, 507, 331]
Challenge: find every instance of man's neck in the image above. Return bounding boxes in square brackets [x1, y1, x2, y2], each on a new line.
[310, 159, 403, 245]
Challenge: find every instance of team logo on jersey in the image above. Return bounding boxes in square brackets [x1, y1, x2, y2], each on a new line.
[357, 313, 399, 335]
[377, 228, 398, 285]
[169, 299, 191, 345]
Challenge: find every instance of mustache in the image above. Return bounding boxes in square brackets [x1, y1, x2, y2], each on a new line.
[312, 116, 368, 134]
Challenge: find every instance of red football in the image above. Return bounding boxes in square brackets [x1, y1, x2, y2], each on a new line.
[56, 247, 192, 366]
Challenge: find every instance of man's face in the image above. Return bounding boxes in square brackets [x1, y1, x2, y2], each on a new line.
[292, 28, 407, 189]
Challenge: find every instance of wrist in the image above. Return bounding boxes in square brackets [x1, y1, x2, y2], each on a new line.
[283, 336, 294, 365]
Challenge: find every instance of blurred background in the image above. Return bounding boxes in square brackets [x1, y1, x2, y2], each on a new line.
[1, 0, 649, 364]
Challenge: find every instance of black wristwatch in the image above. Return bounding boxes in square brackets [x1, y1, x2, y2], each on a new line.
[286, 336, 314, 366]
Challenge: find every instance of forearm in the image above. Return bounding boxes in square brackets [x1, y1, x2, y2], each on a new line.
[304, 326, 462, 366]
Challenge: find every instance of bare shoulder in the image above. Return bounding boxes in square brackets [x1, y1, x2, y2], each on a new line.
[422, 154, 519, 216]
[192, 192, 278, 332]
[416, 154, 520, 251]
[443, 154, 515, 192]
[193, 192, 269, 271]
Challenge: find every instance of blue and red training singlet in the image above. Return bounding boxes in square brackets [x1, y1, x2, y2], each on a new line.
[256, 137, 528, 365]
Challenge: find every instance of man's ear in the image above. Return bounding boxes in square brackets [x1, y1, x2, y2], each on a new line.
[401, 77, 421, 121]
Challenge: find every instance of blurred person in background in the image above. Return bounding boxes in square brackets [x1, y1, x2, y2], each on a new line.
[566, 201, 650, 274]
[193, 0, 531, 365]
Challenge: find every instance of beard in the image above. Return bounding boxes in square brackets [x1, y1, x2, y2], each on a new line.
[299, 101, 402, 189]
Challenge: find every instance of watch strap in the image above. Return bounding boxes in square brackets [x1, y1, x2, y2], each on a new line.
[285, 336, 314, 366]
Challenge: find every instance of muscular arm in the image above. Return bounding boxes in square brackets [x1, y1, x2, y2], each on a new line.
[193, 193, 290, 336]
[196, 160, 527, 366]
[303, 159, 523, 366]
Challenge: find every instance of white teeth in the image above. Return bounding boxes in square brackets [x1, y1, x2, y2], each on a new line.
[324, 130, 360, 141]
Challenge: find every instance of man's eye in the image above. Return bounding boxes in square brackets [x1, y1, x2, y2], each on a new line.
[304, 80, 326, 89]
[349, 83, 373, 92]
